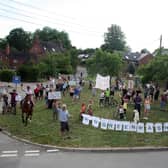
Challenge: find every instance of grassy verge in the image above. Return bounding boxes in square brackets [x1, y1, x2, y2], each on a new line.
[0, 84, 168, 147]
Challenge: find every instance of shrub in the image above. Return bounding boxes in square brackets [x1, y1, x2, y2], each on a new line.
[0, 69, 15, 82]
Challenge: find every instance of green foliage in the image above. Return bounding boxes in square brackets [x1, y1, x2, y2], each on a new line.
[138, 55, 168, 83]
[7, 28, 33, 51]
[68, 47, 79, 73]
[86, 49, 122, 77]
[34, 27, 71, 49]
[0, 69, 15, 82]
[17, 64, 39, 82]
[38, 52, 73, 78]
[101, 24, 126, 52]
[0, 38, 8, 49]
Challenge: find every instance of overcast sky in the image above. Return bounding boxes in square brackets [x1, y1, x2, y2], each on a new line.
[0, 0, 168, 52]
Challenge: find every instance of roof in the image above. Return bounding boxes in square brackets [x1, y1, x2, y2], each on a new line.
[40, 41, 64, 53]
[123, 52, 141, 62]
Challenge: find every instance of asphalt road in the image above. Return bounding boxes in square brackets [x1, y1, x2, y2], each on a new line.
[0, 132, 168, 168]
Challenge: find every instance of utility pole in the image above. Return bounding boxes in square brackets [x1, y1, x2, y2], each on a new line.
[159, 34, 162, 55]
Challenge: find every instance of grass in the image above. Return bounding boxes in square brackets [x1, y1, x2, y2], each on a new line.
[0, 84, 168, 147]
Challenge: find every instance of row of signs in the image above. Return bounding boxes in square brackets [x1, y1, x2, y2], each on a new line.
[82, 114, 168, 133]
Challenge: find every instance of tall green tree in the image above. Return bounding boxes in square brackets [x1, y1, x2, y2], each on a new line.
[7, 28, 33, 51]
[0, 38, 8, 49]
[101, 24, 126, 52]
[34, 27, 71, 49]
[138, 55, 168, 84]
[86, 49, 122, 80]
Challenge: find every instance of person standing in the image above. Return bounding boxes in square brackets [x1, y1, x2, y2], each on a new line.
[134, 93, 142, 116]
[59, 104, 70, 137]
[144, 96, 151, 119]
[9, 89, 18, 114]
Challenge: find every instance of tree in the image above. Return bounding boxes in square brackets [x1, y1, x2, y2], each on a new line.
[38, 52, 73, 78]
[7, 28, 33, 51]
[101, 24, 126, 52]
[86, 49, 122, 80]
[34, 27, 71, 49]
[0, 38, 8, 49]
[138, 55, 168, 84]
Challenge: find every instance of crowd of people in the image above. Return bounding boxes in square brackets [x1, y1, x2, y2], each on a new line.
[1, 74, 168, 138]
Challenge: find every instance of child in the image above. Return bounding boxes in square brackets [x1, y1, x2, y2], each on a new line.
[144, 96, 151, 119]
[87, 104, 93, 116]
[118, 104, 124, 119]
[133, 109, 140, 123]
[99, 90, 105, 107]
[80, 103, 86, 120]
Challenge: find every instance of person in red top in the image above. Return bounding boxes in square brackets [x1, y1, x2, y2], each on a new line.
[9, 89, 18, 114]
[80, 103, 86, 120]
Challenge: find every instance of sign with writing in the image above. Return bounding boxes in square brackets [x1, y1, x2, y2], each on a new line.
[95, 74, 110, 90]
[69, 80, 77, 86]
[48, 91, 61, 100]
[12, 76, 21, 84]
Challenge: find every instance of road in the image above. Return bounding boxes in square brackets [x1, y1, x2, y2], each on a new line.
[0, 132, 168, 168]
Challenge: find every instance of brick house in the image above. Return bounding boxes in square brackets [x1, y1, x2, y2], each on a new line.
[123, 52, 153, 66]
[0, 37, 65, 69]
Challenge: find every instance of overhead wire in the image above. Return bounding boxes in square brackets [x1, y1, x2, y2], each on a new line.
[0, 5, 102, 35]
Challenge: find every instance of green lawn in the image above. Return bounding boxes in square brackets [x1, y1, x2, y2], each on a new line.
[0, 84, 168, 147]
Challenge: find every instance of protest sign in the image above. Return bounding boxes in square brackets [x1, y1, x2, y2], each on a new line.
[95, 74, 110, 90]
[48, 91, 61, 100]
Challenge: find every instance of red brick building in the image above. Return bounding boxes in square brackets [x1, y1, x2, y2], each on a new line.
[0, 37, 64, 69]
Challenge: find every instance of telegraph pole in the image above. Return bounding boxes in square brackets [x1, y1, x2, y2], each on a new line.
[159, 34, 162, 55]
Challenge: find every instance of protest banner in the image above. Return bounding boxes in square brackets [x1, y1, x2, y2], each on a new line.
[48, 91, 61, 100]
[95, 74, 110, 90]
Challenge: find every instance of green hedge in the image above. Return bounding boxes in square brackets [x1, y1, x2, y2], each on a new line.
[0, 69, 15, 82]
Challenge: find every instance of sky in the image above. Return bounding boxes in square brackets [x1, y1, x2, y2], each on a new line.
[0, 0, 168, 52]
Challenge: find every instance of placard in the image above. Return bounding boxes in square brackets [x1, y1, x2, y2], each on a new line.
[146, 123, 154, 133]
[115, 121, 123, 131]
[82, 114, 91, 125]
[69, 81, 77, 86]
[137, 123, 144, 133]
[100, 118, 108, 130]
[48, 91, 61, 100]
[155, 123, 163, 133]
[92, 117, 100, 128]
[129, 122, 137, 132]
[108, 120, 116, 130]
[123, 121, 130, 131]
[163, 122, 168, 132]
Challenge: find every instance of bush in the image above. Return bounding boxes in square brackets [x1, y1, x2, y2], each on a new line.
[0, 69, 15, 82]
[17, 64, 39, 82]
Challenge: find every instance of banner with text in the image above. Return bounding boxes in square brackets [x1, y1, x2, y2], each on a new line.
[82, 114, 168, 133]
[95, 74, 110, 90]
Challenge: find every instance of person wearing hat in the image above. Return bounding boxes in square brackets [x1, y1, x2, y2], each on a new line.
[59, 104, 70, 137]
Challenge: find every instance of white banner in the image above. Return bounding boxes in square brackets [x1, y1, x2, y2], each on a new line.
[146, 123, 154, 133]
[101, 118, 108, 130]
[95, 74, 110, 90]
[82, 114, 91, 125]
[48, 91, 61, 100]
[92, 116, 100, 128]
[108, 120, 116, 130]
[155, 123, 163, 133]
[69, 81, 77, 86]
[81, 115, 168, 133]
